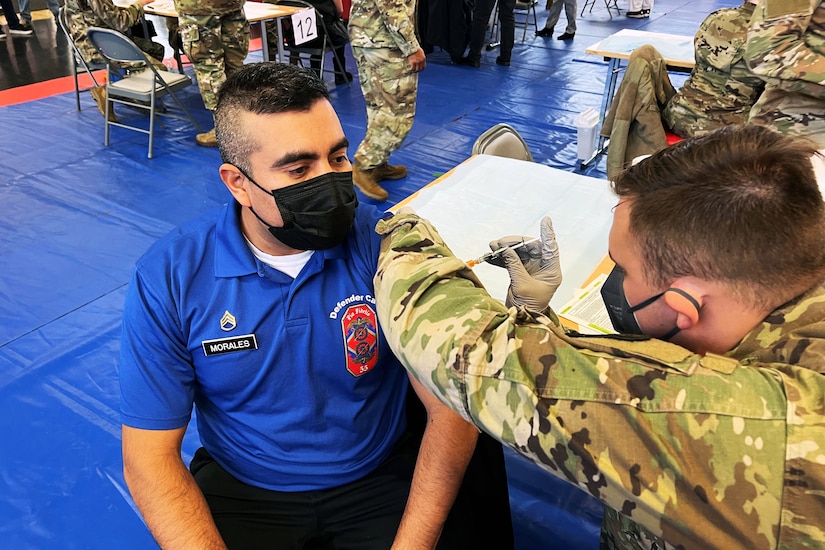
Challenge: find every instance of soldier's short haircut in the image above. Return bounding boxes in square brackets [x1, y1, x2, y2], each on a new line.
[214, 62, 330, 175]
[612, 125, 825, 309]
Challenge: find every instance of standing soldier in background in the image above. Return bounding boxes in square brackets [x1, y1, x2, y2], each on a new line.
[175, 0, 250, 147]
[348, 0, 425, 201]
[745, 0, 825, 146]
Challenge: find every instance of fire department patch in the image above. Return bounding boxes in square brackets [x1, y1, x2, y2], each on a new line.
[341, 303, 379, 377]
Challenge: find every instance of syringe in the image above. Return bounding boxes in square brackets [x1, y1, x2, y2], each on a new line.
[466, 237, 540, 268]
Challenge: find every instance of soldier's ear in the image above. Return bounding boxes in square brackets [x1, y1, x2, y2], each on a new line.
[663, 281, 703, 328]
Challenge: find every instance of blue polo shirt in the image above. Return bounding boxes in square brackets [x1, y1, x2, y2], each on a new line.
[120, 202, 408, 492]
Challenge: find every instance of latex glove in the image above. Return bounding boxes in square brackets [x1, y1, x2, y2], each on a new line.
[487, 216, 562, 311]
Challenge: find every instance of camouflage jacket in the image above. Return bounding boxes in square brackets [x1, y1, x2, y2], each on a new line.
[173, 0, 244, 17]
[65, 0, 145, 64]
[745, 0, 825, 98]
[373, 212, 825, 550]
[663, 1, 765, 137]
[348, 0, 419, 56]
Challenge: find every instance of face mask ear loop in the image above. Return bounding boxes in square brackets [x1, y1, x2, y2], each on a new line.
[657, 289, 701, 342]
[627, 291, 665, 314]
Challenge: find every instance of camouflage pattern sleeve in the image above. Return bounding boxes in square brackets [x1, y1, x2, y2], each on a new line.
[663, 3, 765, 137]
[173, 0, 245, 17]
[65, 0, 144, 64]
[745, 0, 825, 88]
[348, 0, 420, 56]
[374, 212, 825, 549]
[86, 0, 143, 31]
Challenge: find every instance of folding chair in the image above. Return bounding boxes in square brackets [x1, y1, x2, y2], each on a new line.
[86, 27, 202, 158]
[580, 0, 621, 19]
[513, 0, 539, 42]
[58, 7, 105, 112]
[273, 0, 350, 87]
[472, 123, 534, 162]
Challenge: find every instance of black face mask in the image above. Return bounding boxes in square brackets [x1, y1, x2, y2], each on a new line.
[600, 266, 697, 341]
[243, 169, 358, 250]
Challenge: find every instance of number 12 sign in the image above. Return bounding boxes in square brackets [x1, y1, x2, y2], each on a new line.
[291, 8, 318, 46]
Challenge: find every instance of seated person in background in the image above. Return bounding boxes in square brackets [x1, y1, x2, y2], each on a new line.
[266, 0, 353, 85]
[374, 125, 825, 549]
[65, 0, 166, 121]
[119, 62, 512, 549]
[663, 0, 763, 137]
[601, 0, 762, 178]
[745, 0, 825, 147]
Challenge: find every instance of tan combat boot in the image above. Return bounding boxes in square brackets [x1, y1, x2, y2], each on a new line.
[373, 162, 408, 181]
[195, 128, 218, 147]
[89, 86, 118, 123]
[353, 165, 389, 200]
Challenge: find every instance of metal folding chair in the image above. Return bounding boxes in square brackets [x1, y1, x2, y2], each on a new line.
[580, 0, 621, 19]
[472, 123, 534, 162]
[86, 27, 202, 158]
[58, 7, 105, 112]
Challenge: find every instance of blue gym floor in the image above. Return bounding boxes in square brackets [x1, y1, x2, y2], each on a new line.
[0, 0, 734, 547]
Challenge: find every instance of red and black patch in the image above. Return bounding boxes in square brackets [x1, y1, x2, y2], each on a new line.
[341, 303, 379, 377]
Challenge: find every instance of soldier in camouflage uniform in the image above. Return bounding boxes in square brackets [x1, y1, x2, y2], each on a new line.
[373, 125, 825, 549]
[174, 0, 250, 147]
[65, 0, 165, 122]
[663, 0, 764, 138]
[348, 0, 425, 201]
[745, 0, 825, 146]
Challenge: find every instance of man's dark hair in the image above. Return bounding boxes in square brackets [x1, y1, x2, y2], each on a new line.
[214, 62, 330, 175]
[612, 125, 825, 308]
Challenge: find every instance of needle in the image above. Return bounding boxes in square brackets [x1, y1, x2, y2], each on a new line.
[466, 237, 540, 268]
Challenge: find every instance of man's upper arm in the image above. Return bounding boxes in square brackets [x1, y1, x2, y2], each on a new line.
[120, 268, 195, 431]
[122, 425, 188, 465]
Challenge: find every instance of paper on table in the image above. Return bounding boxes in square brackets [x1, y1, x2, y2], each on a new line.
[596, 32, 693, 62]
[557, 273, 615, 335]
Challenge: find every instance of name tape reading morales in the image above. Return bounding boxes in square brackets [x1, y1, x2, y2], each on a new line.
[202, 334, 259, 356]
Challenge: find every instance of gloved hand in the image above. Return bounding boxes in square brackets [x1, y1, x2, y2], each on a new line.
[487, 216, 562, 311]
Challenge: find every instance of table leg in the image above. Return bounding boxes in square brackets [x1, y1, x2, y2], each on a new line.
[260, 21, 269, 61]
[581, 57, 621, 169]
[277, 19, 286, 63]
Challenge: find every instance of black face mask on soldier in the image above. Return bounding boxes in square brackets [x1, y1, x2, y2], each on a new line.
[600, 266, 698, 341]
[241, 169, 358, 251]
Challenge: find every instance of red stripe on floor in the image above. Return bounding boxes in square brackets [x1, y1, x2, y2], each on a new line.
[0, 39, 263, 108]
[0, 72, 105, 107]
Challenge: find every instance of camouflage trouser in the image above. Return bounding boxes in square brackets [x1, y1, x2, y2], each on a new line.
[600, 507, 675, 550]
[179, 10, 250, 111]
[352, 46, 417, 170]
[747, 85, 825, 148]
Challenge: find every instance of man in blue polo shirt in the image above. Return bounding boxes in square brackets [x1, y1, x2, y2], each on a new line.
[119, 62, 484, 549]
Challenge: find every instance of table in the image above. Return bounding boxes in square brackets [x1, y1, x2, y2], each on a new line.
[394, 154, 616, 311]
[143, 0, 305, 63]
[582, 29, 694, 168]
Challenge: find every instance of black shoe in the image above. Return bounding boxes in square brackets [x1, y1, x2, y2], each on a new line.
[7, 24, 33, 36]
[335, 71, 353, 85]
[535, 28, 552, 38]
[495, 56, 510, 66]
[457, 56, 480, 68]
[641, 8, 650, 16]
[557, 32, 575, 40]
[626, 10, 645, 18]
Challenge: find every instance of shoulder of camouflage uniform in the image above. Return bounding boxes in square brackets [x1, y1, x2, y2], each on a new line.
[763, 0, 818, 20]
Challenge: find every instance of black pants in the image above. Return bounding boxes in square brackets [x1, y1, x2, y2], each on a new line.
[468, 0, 516, 61]
[191, 435, 418, 549]
[192, 385, 515, 550]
